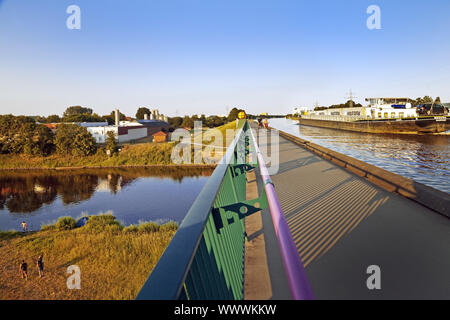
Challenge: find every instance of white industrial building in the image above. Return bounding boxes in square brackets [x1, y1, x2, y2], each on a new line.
[79, 109, 170, 144]
[85, 125, 148, 143]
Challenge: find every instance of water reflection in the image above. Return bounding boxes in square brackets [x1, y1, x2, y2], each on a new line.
[0, 167, 213, 230]
[269, 118, 450, 193]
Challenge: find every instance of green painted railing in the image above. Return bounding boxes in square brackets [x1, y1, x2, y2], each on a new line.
[136, 120, 267, 300]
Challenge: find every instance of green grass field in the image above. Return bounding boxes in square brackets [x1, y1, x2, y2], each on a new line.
[0, 215, 177, 300]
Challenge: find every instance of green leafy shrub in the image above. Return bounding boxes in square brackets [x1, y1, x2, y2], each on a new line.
[85, 213, 123, 232]
[105, 131, 118, 155]
[55, 216, 76, 230]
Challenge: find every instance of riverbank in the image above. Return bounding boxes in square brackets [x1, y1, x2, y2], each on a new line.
[0, 215, 177, 300]
[0, 122, 238, 170]
[0, 142, 176, 169]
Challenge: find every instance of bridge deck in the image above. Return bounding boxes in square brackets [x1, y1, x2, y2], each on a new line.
[258, 129, 450, 299]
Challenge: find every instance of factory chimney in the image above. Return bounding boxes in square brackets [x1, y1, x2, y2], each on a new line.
[114, 109, 120, 126]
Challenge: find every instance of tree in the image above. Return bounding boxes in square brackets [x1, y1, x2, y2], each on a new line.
[62, 113, 104, 123]
[168, 116, 183, 129]
[435, 97, 441, 104]
[227, 108, 243, 121]
[63, 106, 93, 118]
[413, 96, 434, 106]
[0, 115, 54, 155]
[136, 107, 151, 120]
[22, 124, 55, 156]
[181, 116, 194, 129]
[423, 96, 433, 104]
[46, 115, 61, 123]
[105, 131, 118, 155]
[55, 124, 97, 156]
[110, 110, 126, 122]
[102, 115, 114, 125]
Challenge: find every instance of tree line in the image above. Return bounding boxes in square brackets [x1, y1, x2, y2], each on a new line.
[0, 106, 251, 157]
[0, 115, 98, 156]
[35, 106, 126, 125]
[168, 108, 250, 129]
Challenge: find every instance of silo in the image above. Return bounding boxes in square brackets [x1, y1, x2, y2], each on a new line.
[114, 109, 120, 126]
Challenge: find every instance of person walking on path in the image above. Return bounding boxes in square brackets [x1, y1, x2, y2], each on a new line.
[19, 260, 28, 280]
[36, 255, 44, 278]
[21, 221, 28, 232]
[257, 117, 263, 129]
[263, 118, 269, 129]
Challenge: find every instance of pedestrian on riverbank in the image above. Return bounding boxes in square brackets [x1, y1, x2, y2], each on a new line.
[263, 118, 269, 129]
[36, 255, 44, 278]
[19, 260, 28, 280]
[21, 221, 28, 232]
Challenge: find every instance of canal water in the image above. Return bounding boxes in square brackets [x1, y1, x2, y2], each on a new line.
[269, 118, 450, 194]
[0, 167, 213, 232]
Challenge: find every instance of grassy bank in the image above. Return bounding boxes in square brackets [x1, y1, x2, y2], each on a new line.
[0, 215, 177, 300]
[0, 142, 176, 169]
[0, 122, 240, 170]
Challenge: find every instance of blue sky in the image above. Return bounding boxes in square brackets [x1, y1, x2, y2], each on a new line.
[0, 0, 449, 117]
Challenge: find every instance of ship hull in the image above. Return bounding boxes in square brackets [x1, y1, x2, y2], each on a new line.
[298, 117, 450, 135]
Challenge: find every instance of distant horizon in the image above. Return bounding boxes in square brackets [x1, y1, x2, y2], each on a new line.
[1, 0, 449, 117]
[3, 94, 449, 119]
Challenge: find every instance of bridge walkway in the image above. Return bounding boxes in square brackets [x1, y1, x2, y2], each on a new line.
[255, 126, 450, 299]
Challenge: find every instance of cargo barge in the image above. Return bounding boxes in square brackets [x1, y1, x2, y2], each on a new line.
[298, 116, 450, 135]
[297, 97, 450, 135]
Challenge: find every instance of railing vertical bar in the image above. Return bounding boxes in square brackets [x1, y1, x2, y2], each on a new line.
[202, 223, 225, 300]
[206, 215, 232, 299]
[190, 254, 208, 299]
[195, 238, 215, 299]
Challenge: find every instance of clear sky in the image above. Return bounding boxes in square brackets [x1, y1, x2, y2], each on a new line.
[0, 0, 449, 117]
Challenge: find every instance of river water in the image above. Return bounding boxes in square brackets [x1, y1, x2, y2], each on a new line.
[0, 167, 213, 231]
[269, 118, 450, 193]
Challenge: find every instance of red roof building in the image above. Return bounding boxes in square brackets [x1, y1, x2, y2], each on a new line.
[152, 131, 168, 143]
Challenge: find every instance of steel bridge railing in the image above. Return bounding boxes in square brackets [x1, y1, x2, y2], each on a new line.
[136, 120, 313, 300]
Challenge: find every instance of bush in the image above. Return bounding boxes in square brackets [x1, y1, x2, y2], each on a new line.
[160, 221, 179, 232]
[123, 225, 139, 233]
[138, 222, 160, 233]
[105, 131, 118, 155]
[85, 213, 123, 232]
[55, 216, 76, 230]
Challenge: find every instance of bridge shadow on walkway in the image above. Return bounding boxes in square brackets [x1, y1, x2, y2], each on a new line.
[257, 128, 450, 300]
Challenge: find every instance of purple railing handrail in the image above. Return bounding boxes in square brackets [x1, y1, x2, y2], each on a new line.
[249, 126, 314, 300]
